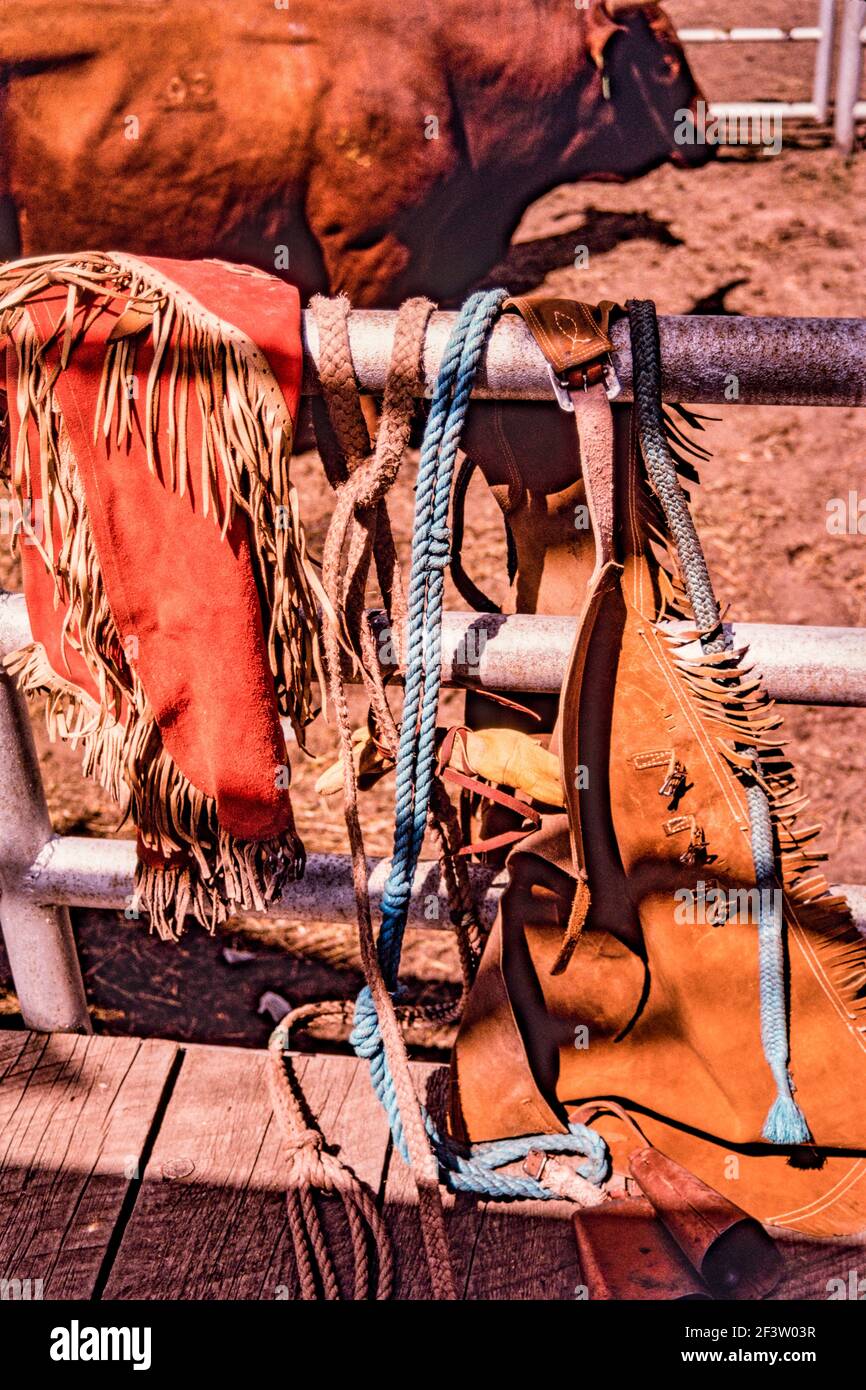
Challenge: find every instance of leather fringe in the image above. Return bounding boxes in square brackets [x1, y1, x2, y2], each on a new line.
[642, 413, 866, 1047]
[0, 252, 313, 933]
[0, 250, 326, 740]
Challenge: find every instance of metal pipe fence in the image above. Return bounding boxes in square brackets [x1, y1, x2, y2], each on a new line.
[1, 311, 865, 1032]
[676, 1, 866, 151]
[679, 2, 838, 125]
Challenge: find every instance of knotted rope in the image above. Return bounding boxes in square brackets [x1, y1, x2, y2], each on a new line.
[311, 294, 482, 987]
[268, 297, 454, 1300]
[267, 1008, 394, 1300]
[269, 289, 612, 1302]
[627, 297, 810, 1146]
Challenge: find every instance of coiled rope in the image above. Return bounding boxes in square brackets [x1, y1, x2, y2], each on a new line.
[270, 290, 609, 1302]
[627, 298, 810, 1146]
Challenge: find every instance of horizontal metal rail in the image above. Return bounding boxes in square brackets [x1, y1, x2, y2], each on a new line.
[3, 592, 865, 706]
[370, 611, 866, 707]
[18, 834, 866, 939]
[679, 28, 824, 42]
[708, 101, 823, 119]
[679, 0, 836, 127]
[301, 311, 866, 406]
[21, 838, 504, 929]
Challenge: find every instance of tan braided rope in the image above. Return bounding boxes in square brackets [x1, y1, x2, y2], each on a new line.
[316, 295, 456, 1299]
[267, 1007, 392, 1300]
[312, 296, 481, 988]
[270, 296, 485, 1300]
[310, 291, 409, 652]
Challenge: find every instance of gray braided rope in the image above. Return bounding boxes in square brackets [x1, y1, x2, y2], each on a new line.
[627, 299, 810, 1146]
[628, 299, 726, 655]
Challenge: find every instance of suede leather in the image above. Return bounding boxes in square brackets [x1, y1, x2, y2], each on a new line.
[450, 397, 866, 1236]
[7, 259, 302, 842]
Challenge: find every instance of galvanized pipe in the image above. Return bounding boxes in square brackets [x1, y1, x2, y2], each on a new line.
[678, 28, 824, 43]
[812, 0, 837, 122]
[17, 833, 866, 939]
[0, 598, 91, 1032]
[370, 610, 866, 707]
[3, 592, 865, 706]
[678, 4, 838, 129]
[22, 836, 505, 933]
[707, 102, 821, 120]
[302, 310, 866, 406]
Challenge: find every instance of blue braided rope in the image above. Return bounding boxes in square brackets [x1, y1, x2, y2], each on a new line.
[699, 640, 808, 1142]
[350, 288, 609, 1198]
[707, 623, 809, 1143]
[746, 782, 811, 1144]
[352, 989, 608, 1199]
[377, 291, 498, 988]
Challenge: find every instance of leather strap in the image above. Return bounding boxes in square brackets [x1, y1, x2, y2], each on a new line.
[502, 295, 618, 570]
[500, 296, 622, 917]
[504, 294, 622, 382]
[437, 724, 542, 855]
[569, 379, 615, 572]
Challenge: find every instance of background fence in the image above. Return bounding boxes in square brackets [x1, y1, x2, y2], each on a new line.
[677, 0, 865, 151]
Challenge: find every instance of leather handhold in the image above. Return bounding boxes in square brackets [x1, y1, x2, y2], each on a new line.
[628, 1145, 784, 1300]
[503, 295, 623, 379]
[574, 1199, 713, 1301]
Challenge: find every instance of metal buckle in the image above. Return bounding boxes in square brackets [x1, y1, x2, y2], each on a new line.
[547, 360, 622, 410]
[546, 363, 575, 413]
[602, 362, 622, 401]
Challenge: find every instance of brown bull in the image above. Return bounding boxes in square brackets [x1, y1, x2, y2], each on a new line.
[0, 1, 710, 305]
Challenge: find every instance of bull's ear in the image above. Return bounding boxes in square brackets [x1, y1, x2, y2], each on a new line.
[585, 1, 627, 71]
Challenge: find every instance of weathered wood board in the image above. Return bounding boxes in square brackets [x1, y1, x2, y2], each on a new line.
[1, 1029, 863, 1301]
[0, 1029, 178, 1299]
[103, 1045, 392, 1300]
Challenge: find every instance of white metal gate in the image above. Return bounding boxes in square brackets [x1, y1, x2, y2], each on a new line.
[677, 0, 866, 151]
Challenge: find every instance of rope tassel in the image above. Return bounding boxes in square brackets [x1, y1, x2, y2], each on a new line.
[747, 782, 812, 1146]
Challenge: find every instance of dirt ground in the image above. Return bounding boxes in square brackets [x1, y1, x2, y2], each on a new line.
[1, 0, 865, 1048]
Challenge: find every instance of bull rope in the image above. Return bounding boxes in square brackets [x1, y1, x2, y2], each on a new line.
[348, 290, 608, 1195]
[268, 288, 609, 1300]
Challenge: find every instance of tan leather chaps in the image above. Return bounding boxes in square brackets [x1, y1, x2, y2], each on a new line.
[450, 362, 866, 1238]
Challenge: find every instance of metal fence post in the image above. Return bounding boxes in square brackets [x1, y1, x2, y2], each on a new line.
[0, 614, 91, 1032]
[813, 0, 837, 121]
[835, 0, 866, 151]
[677, 7, 841, 127]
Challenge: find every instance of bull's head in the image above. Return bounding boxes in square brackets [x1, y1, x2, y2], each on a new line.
[572, 1, 714, 177]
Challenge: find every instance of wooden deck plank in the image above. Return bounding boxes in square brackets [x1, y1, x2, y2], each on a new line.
[382, 1062, 472, 1299]
[0, 1029, 178, 1300]
[770, 1230, 866, 1300]
[2, 1029, 863, 1301]
[103, 1045, 392, 1300]
[383, 1062, 580, 1300]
